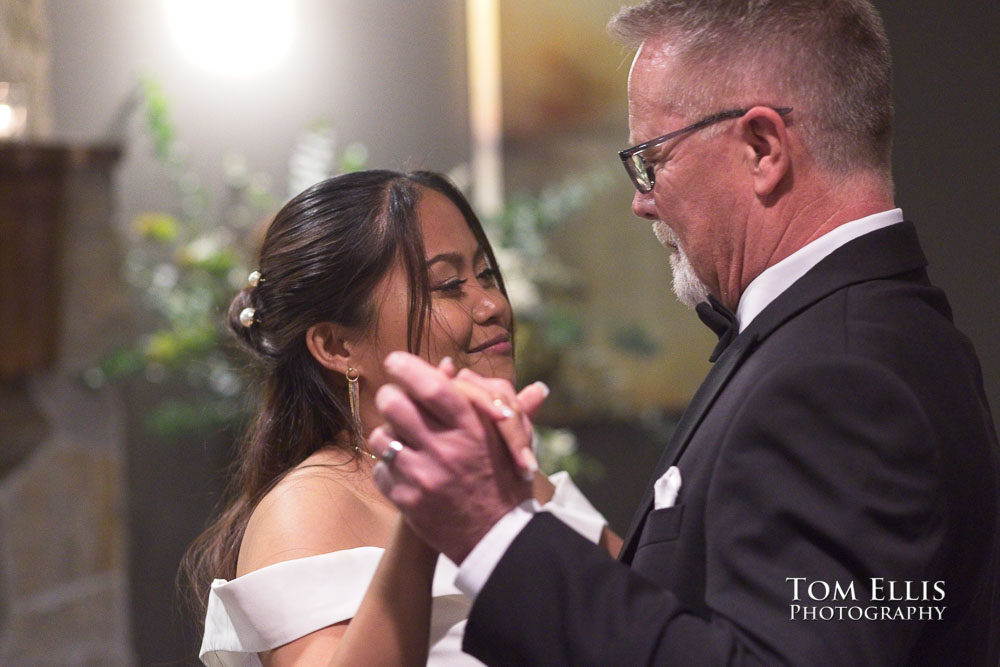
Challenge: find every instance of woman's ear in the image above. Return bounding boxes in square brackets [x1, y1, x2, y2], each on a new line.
[305, 322, 355, 375]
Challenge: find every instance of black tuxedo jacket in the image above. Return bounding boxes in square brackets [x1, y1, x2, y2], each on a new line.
[463, 223, 1000, 665]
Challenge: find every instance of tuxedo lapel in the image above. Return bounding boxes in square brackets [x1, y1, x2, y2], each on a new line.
[619, 332, 758, 562]
[618, 222, 928, 564]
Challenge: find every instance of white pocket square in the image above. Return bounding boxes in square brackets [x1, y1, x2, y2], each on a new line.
[653, 466, 682, 509]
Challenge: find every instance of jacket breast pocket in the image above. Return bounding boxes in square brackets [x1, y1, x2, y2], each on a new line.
[638, 504, 685, 546]
[631, 505, 685, 584]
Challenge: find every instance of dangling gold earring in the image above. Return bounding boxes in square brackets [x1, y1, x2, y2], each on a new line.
[346, 367, 375, 460]
[346, 366, 360, 425]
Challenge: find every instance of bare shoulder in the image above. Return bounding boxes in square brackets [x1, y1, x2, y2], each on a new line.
[236, 448, 396, 577]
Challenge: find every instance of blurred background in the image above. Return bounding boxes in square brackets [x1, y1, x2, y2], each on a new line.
[0, 0, 996, 664]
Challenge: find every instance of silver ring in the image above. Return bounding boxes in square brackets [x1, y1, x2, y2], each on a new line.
[381, 440, 405, 466]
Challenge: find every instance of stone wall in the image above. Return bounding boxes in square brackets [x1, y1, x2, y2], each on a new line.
[0, 0, 53, 137]
[0, 148, 133, 664]
[0, 3, 131, 661]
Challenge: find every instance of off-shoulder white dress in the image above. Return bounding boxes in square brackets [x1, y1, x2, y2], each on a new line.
[199, 472, 607, 666]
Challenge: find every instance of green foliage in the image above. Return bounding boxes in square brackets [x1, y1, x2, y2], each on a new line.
[139, 76, 174, 160]
[134, 212, 180, 242]
[87, 76, 360, 441]
[612, 323, 661, 357]
[142, 397, 240, 441]
[540, 307, 584, 348]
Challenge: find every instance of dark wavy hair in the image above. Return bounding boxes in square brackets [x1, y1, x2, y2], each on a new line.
[179, 169, 508, 622]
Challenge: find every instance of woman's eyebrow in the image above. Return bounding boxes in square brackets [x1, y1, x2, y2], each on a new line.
[425, 251, 464, 268]
[425, 247, 486, 268]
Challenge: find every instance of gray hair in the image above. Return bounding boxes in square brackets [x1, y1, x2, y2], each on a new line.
[609, 0, 893, 176]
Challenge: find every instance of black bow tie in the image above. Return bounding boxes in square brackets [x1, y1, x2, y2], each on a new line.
[695, 295, 738, 362]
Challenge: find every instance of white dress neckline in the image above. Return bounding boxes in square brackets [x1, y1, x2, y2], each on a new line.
[199, 471, 607, 666]
[200, 548, 476, 666]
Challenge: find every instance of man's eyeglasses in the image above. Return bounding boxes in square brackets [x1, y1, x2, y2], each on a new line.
[618, 106, 793, 193]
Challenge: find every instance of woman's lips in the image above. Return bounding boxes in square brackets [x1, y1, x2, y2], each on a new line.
[469, 335, 512, 355]
[482, 340, 513, 355]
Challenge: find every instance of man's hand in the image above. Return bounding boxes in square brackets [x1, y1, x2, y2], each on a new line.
[369, 352, 542, 564]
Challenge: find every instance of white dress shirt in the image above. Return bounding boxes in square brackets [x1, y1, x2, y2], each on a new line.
[456, 208, 905, 600]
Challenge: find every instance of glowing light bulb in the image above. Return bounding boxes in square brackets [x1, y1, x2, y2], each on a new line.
[165, 0, 295, 76]
[0, 82, 28, 139]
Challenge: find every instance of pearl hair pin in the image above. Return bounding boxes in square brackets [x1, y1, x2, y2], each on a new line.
[241, 271, 264, 327]
[239, 307, 256, 328]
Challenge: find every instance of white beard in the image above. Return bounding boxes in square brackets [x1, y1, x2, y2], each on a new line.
[653, 221, 710, 308]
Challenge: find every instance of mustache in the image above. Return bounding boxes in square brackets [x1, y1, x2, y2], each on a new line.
[652, 221, 677, 247]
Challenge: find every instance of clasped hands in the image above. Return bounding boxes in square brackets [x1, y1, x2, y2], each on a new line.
[369, 351, 548, 564]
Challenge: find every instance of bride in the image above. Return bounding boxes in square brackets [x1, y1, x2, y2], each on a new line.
[187, 170, 621, 666]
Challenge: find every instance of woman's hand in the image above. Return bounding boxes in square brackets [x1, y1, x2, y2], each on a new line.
[370, 353, 537, 564]
[438, 359, 548, 479]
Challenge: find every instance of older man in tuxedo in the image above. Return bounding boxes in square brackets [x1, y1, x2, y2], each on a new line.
[370, 0, 1000, 664]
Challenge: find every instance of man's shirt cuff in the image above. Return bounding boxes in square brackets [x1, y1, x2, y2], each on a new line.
[455, 499, 539, 600]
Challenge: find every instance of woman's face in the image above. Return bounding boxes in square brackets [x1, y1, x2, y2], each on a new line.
[352, 187, 514, 430]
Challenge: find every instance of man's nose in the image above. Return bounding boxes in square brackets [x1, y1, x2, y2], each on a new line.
[631, 189, 657, 220]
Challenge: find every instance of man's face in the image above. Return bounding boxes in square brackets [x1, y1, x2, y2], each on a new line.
[626, 38, 751, 308]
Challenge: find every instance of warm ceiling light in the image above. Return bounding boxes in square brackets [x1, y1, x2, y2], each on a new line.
[165, 0, 295, 76]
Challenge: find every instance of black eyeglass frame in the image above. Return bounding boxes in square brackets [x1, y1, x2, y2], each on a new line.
[618, 106, 793, 193]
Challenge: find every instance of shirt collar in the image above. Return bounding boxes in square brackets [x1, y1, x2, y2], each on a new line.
[735, 209, 905, 333]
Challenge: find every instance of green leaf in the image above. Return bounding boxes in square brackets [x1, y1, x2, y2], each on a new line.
[144, 326, 218, 366]
[143, 397, 241, 440]
[99, 347, 147, 380]
[339, 142, 369, 173]
[611, 324, 661, 357]
[542, 308, 583, 347]
[133, 212, 181, 243]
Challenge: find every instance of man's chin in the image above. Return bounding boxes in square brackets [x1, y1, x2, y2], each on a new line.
[650, 221, 709, 307]
[652, 221, 676, 250]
